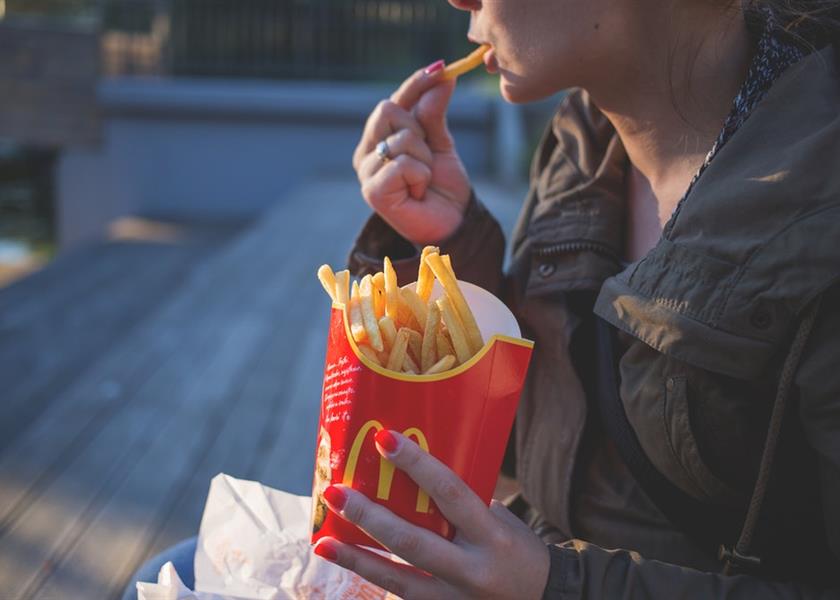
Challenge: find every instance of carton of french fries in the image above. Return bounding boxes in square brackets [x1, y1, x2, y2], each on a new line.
[311, 248, 533, 550]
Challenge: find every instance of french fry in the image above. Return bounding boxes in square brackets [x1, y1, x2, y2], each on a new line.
[405, 329, 423, 363]
[359, 275, 385, 352]
[335, 270, 350, 305]
[317, 265, 337, 301]
[384, 257, 399, 320]
[397, 294, 420, 330]
[425, 354, 456, 375]
[441, 255, 455, 278]
[403, 352, 420, 374]
[400, 288, 428, 335]
[372, 272, 386, 319]
[442, 44, 490, 80]
[318, 250, 491, 376]
[436, 296, 472, 364]
[358, 344, 382, 366]
[416, 246, 439, 302]
[421, 302, 440, 373]
[425, 253, 484, 354]
[349, 280, 367, 343]
[437, 331, 456, 364]
[387, 328, 410, 371]
[379, 315, 397, 351]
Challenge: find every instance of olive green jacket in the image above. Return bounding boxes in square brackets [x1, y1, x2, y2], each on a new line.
[350, 43, 840, 598]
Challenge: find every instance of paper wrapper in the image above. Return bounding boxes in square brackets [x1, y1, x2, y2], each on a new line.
[137, 474, 392, 600]
[311, 281, 533, 549]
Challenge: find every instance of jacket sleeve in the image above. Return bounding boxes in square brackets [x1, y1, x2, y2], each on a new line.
[346, 191, 506, 294]
[542, 540, 839, 599]
[542, 284, 840, 600]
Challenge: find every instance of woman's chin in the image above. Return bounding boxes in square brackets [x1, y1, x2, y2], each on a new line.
[500, 82, 536, 104]
[499, 75, 552, 104]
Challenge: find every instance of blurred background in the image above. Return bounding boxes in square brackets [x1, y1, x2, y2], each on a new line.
[0, 1, 561, 598]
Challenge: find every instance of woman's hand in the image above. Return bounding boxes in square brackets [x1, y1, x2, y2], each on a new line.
[352, 63, 472, 246]
[313, 431, 550, 600]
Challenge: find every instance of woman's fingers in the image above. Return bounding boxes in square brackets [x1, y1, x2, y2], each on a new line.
[390, 62, 446, 111]
[322, 486, 471, 584]
[353, 64, 455, 173]
[375, 432, 493, 544]
[362, 155, 432, 205]
[357, 129, 434, 182]
[489, 499, 534, 533]
[353, 100, 425, 171]
[413, 79, 457, 154]
[390, 63, 457, 154]
[315, 538, 442, 599]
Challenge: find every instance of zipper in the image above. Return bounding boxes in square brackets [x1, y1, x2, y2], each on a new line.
[533, 240, 620, 262]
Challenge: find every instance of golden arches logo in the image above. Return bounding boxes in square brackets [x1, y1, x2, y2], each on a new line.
[342, 419, 430, 513]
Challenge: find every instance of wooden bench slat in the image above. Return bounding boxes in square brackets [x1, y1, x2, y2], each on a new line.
[0, 237, 233, 453]
[0, 182, 369, 599]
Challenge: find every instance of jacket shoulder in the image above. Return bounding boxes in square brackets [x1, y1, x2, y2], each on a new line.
[595, 45, 840, 379]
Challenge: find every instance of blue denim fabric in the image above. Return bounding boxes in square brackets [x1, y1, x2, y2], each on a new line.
[120, 537, 197, 600]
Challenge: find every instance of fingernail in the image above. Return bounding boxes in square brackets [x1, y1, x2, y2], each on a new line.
[324, 485, 347, 511]
[424, 60, 445, 75]
[375, 430, 399, 454]
[314, 540, 339, 562]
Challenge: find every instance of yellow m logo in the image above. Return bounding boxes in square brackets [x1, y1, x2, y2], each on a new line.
[342, 419, 430, 513]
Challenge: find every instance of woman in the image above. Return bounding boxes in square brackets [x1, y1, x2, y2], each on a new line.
[314, 0, 840, 597]
[124, 1, 839, 598]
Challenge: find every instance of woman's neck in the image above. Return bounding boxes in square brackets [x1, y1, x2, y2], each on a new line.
[589, 5, 754, 227]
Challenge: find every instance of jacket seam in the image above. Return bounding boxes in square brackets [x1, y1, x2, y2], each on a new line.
[715, 202, 840, 323]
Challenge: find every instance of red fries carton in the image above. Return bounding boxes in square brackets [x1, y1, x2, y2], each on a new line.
[310, 281, 533, 550]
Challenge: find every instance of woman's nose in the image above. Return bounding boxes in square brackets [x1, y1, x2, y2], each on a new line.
[447, 0, 481, 11]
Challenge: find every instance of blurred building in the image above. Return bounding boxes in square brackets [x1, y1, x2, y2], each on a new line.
[0, 0, 554, 276]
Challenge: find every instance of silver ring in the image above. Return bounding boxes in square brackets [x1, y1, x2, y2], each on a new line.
[375, 140, 391, 163]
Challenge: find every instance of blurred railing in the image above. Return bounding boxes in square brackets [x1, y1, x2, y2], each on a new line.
[101, 0, 472, 81]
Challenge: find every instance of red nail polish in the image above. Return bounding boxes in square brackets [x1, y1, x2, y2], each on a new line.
[375, 429, 399, 454]
[324, 485, 347, 510]
[314, 540, 339, 562]
[424, 60, 445, 75]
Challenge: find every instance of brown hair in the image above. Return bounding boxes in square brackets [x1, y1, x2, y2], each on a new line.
[747, 0, 840, 47]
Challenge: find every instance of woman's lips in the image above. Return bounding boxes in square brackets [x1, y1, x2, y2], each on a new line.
[483, 47, 499, 74]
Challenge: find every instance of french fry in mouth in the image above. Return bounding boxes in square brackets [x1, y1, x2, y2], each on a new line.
[442, 44, 490, 80]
